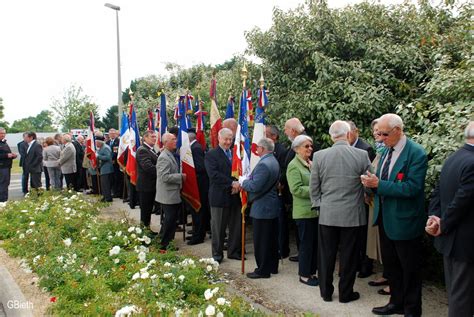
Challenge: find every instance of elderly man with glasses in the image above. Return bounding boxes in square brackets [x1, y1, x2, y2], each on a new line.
[361, 113, 428, 317]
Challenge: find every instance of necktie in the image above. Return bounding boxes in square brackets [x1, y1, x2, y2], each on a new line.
[381, 148, 394, 180]
[225, 149, 232, 162]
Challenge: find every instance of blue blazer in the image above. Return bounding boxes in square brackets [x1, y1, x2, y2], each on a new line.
[242, 153, 280, 219]
[97, 144, 114, 175]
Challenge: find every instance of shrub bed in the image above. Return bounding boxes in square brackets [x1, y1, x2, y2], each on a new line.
[0, 191, 260, 316]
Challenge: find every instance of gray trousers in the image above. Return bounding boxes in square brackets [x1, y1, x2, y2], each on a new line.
[29, 172, 42, 189]
[0, 168, 10, 202]
[444, 255, 474, 317]
[210, 204, 242, 260]
[47, 167, 62, 189]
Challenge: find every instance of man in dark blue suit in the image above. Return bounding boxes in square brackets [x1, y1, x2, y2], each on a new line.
[427, 121, 474, 317]
[205, 128, 242, 263]
[241, 138, 280, 279]
[17, 133, 29, 195]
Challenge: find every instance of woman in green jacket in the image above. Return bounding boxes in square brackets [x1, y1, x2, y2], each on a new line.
[287, 135, 319, 286]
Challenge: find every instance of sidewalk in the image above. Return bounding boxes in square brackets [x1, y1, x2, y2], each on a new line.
[103, 199, 448, 316]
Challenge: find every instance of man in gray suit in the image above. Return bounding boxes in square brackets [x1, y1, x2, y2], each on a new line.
[310, 120, 371, 303]
[59, 134, 77, 191]
[155, 133, 185, 251]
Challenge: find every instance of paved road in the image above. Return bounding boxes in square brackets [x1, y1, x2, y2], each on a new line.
[8, 173, 46, 201]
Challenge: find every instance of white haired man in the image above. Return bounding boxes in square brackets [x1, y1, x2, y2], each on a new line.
[362, 113, 428, 316]
[310, 120, 371, 303]
[427, 121, 474, 317]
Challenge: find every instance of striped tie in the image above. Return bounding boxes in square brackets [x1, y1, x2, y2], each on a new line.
[381, 148, 394, 181]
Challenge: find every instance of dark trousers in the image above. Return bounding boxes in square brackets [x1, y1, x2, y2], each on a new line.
[296, 217, 318, 277]
[64, 173, 77, 191]
[444, 256, 474, 317]
[126, 176, 139, 208]
[112, 166, 123, 198]
[378, 215, 422, 316]
[90, 174, 99, 194]
[44, 167, 50, 190]
[100, 173, 113, 201]
[29, 172, 41, 189]
[253, 217, 279, 276]
[21, 171, 29, 194]
[278, 198, 290, 258]
[160, 203, 180, 249]
[318, 224, 360, 301]
[210, 204, 242, 260]
[0, 168, 10, 202]
[139, 191, 156, 227]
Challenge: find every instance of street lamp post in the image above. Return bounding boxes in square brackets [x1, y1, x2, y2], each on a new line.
[104, 3, 123, 130]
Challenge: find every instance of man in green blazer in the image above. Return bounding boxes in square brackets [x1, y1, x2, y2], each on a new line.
[361, 113, 427, 317]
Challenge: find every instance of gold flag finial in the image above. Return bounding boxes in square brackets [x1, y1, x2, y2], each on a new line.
[241, 62, 248, 88]
[259, 70, 265, 88]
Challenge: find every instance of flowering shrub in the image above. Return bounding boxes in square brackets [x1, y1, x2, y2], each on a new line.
[0, 191, 260, 316]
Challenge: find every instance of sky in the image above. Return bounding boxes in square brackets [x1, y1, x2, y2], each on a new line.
[0, 0, 405, 125]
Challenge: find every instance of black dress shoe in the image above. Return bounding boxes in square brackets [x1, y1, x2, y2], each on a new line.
[289, 255, 298, 262]
[246, 272, 270, 279]
[228, 255, 246, 261]
[358, 270, 374, 278]
[377, 288, 391, 296]
[322, 295, 332, 302]
[299, 276, 319, 286]
[185, 236, 192, 241]
[339, 291, 360, 303]
[187, 239, 204, 245]
[213, 256, 223, 263]
[368, 279, 389, 287]
[372, 303, 404, 315]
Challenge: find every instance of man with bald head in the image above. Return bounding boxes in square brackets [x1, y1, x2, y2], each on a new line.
[427, 121, 474, 317]
[222, 118, 238, 138]
[362, 113, 427, 316]
[205, 128, 242, 263]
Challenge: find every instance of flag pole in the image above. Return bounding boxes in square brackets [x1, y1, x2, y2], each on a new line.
[241, 62, 248, 275]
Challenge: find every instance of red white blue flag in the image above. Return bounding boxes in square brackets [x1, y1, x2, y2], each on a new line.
[126, 103, 140, 185]
[250, 84, 268, 171]
[85, 111, 97, 169]
[117, 111, 129, 168]
[194, 99, 208, 150]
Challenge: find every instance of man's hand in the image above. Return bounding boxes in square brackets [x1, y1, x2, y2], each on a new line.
[231, 181, 240, 194]
[361, 171, 379, 188]
[7, 153, 17, 159]
[425, 215, 441, 236]
[182, 173, 187, 182]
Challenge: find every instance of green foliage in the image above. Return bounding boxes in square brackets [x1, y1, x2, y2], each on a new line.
[9, 110, 56, 133]
[51, 85, 103, 132]
[0, 97, 8, 128]
[245, 1, 473, 147]
[101, 105, 119, 130]
[0, 192, 260, 316]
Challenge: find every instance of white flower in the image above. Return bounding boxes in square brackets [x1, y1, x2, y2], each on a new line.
[143, 236, 151, 245]
[140, 272, 149, 279]
[163, 273, 173, 279]
[57, 256, 64, 263]
[115, 305, 138, 317]
[25, 229, 33, 234]
[130, 233, 136, 239]
[148, 259, 156, 266]
[91, 237, 98, 241]
[138, 251, 146, 263]
[19, 233, 25, 239]
[150, 274, 157, 279]
[29, 221, 35, 226]
[135, 227, 142, 234]
[206, 265, 213, 272]
[114, 258, 120, 264]
[33, 255, 41, 264]
[216, 298, 226, 306]
[72, 253, 77, 259]
[164, 262, 172, 267]
[128, 226, 135, 233]
[211, 287, 219, 294]
[109, 246, 121, 256]
[116, 231, 122, 237]
[121, 218, 127, 224]
[93, 270, 98, 275]
[20, 209, 28, 213]
[205, 305, 215, 316]
[107, 235, 113, 240]
[65, 207, 71, 214]
[178, 275, 185, 282]
[132, 272, 140, 280]
[175, 308, 184, 317]
[204, 289, 213, 300]
[216, 313, 224, 317]
[0, 202, 7, 208]
[63, 238, 72, 247]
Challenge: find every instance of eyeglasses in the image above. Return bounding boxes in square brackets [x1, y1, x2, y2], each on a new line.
[377, 127, 396, 137]
[304, 144, 313, 149]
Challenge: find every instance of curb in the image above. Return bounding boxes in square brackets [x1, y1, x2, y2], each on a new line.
[0, 266, 33, 317]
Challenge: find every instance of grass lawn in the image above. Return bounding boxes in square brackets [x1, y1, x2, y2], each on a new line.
[11, 159, 21, 174]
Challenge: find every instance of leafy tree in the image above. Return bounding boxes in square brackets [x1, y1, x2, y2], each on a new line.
[0, 97, 8, 128]
[9, 110, 56, 133]
[102, 105, 119, 130]
[51, 85, 102, 132]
